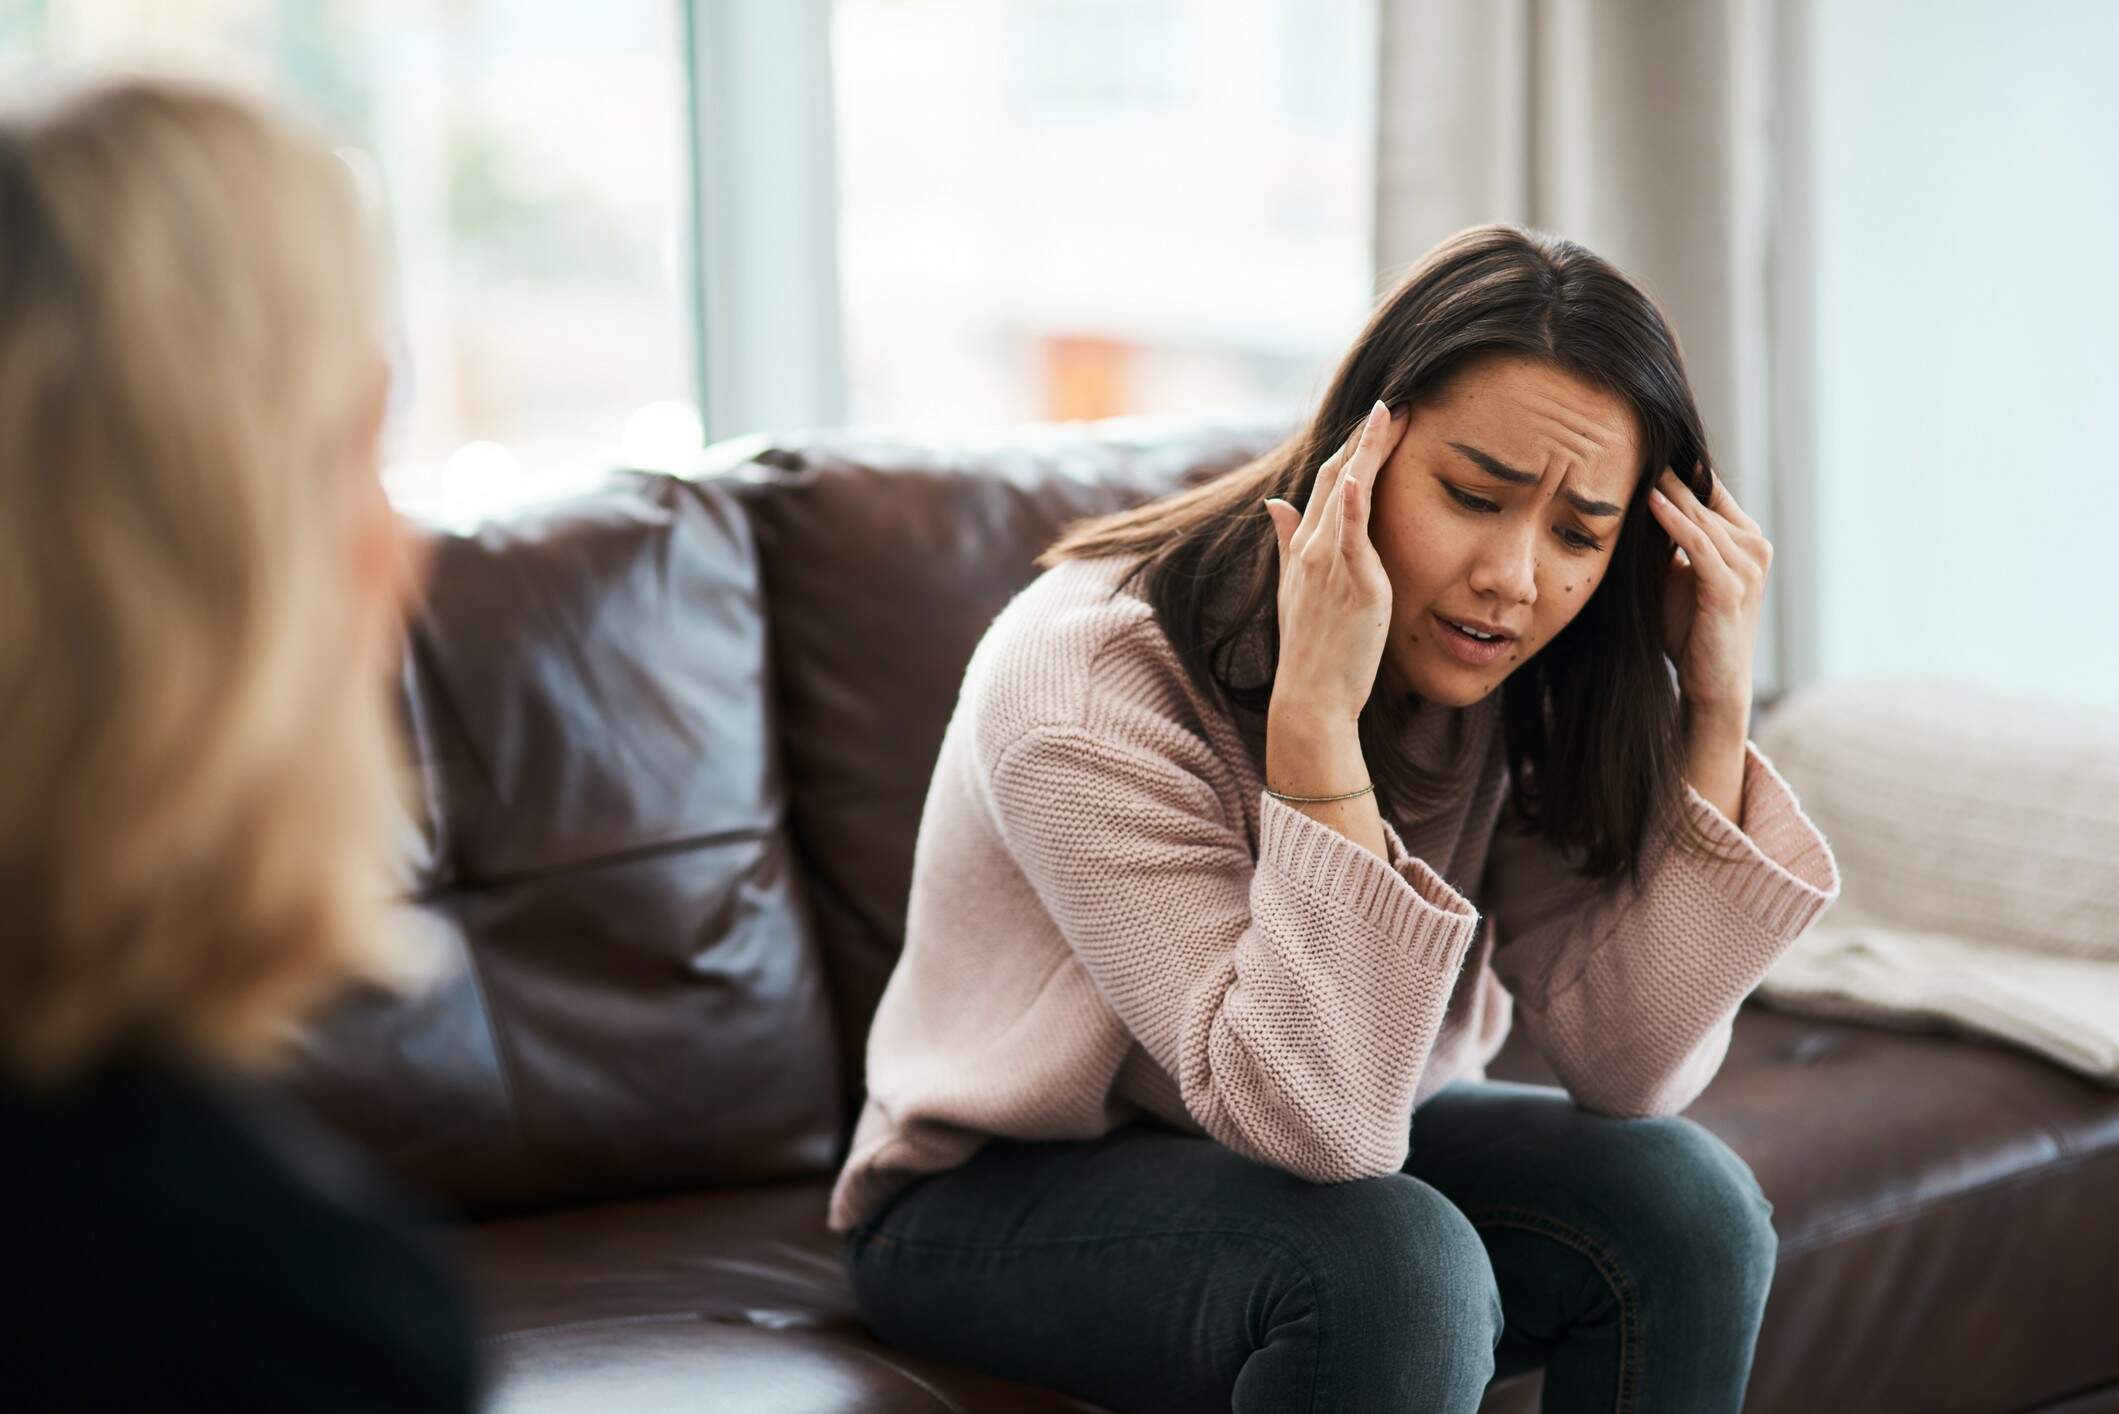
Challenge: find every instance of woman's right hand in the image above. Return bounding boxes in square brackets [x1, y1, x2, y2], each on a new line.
[1263, 399, 1409, 726]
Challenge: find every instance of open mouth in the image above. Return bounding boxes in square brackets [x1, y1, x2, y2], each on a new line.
[1434, 613, 1512, 662]
[1439, 616, 1505, 642]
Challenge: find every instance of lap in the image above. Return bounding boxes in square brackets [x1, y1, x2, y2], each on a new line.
[1404, 1077, 1775, 1253]
[1405, 1077, 1781, 1406]
[846, 1116, 1504, 1413]
[857, 1114, 1471, 1255]
[843, 1087, 1775, 1412]
[846, 1085, 1772, 1309]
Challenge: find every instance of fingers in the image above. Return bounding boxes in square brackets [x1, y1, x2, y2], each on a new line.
[1314, 422, 1360, 484]
[1302, 401, 1384, 556]
[1336, 408, 1398, 557]
[1337, 468, 1367, 560]
[1652, 466, 1771, 576]
[1264, 497, 1300, 565]
[1648, 486, 1715, 582]
[1322, 399, 1397, 553]
[1345, 402, 1409, 499]
[1657, 465, 1757, 578]
[1281, 398, 1405, 572]
[1651, 474, 1743, 587]
[1681, 461, 1764, 547]
[1303, 442, 1356, 558]
[1700, 462, 1761, 535]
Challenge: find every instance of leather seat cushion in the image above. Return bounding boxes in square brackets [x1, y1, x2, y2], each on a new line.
[450, 1002, 2119, 1413]
[450, 1182, 1106, 1412]
[1483, 1002, 2119, 1414]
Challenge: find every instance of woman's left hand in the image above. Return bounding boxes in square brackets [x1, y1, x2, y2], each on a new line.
[1648, 463, 1771, 720]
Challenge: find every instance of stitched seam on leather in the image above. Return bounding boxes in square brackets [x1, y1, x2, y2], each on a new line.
[413, 633, 501, 851]
[398, 646, 452, 887]
[450, 922, 524, 1151]
[432, 823, 778, 897]
[1461, 1202, 1643, 1414]
[842, 1346, 973, 1414]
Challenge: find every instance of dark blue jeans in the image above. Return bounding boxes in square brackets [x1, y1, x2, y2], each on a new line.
[842, 1078, 1778, 1413]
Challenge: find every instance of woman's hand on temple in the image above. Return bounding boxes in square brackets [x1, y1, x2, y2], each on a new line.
[1263, 400, 1409, 726]
[1649, 462, 1770, 723]
[1259, 400, 1407, 862]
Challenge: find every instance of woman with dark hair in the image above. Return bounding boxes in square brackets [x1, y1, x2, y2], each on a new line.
[830, 224, 1842, 1412]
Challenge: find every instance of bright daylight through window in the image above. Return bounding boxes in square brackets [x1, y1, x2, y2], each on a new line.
[1, 0, 1379, 499]
[0, 0, 696, 525]
[832, 0, 1378, 430]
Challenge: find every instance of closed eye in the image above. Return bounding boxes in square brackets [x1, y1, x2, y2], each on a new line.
[1445, 484, 1604, 552]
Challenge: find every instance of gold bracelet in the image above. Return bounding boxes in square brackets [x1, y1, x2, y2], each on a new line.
[1265, 782, 1376, 804]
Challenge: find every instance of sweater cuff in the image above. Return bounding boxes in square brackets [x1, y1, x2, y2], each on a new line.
[1258, 789, 1479, 970]
[1676, 737, 1843, 938]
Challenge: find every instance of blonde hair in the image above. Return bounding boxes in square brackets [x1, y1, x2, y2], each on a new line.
[0, 74, 422, 1089]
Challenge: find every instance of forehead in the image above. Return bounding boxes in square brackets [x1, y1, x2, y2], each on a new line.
[1426, 357, 1641, 487]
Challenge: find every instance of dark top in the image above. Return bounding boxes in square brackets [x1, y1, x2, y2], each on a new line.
[0, 1057, 483, 1412]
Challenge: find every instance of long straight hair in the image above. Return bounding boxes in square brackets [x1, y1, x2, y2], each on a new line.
[1041, 224, 1754, 890]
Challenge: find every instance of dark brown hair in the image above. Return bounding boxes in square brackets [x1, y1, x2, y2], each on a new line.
[1039, 222, 1753, 890]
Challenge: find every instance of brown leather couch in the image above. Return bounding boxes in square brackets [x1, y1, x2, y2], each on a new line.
[286, 414, 2119, 1413]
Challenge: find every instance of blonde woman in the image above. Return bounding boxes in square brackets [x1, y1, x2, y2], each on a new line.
[0, 77, 478, 1410]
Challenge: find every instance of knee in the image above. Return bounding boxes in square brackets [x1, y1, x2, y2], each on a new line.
[1278, 1174, 1504, 1370]
[1624, 1116, 1779, 1294]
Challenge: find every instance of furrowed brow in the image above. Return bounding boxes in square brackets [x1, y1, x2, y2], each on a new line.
[1445, 441, 1624, 519]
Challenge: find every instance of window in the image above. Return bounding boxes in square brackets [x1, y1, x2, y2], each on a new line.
[0, 0, 696, 522]
[831, 0, 1378, 430]
[3, 0, 1384, 492]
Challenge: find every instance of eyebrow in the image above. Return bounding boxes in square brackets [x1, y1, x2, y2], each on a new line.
[1445, 441, 1625, 519]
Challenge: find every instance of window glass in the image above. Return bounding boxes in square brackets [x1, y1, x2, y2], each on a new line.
[832, 0, 1377, 430]
[0, 0, 696, 520]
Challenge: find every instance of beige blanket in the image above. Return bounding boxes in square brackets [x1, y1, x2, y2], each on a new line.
[1751, 675, 2119, 1086]
[1754, 920, 2119, 1084]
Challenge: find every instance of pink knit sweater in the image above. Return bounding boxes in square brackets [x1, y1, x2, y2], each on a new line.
[826, 552, 1842, 1234]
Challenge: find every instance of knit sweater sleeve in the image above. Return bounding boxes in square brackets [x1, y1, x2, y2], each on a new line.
[1482, 735, 1843, 1117]
[986, 720, 1481, 1184]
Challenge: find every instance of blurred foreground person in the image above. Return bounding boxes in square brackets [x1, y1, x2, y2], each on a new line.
[0, 75, 480, 1411]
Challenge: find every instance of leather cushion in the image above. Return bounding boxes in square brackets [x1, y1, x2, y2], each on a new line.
[447, 1003, 2119, 1413]
[287, 472, 842, 1215]
[1483, 1003, 2119, 1414]
[715, 415, 1294, 1126]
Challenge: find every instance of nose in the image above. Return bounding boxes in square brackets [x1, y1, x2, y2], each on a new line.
[1466, 519, 1539, 607]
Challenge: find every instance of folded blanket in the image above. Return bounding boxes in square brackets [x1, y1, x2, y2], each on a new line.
[1754, 922, 2119, 1085]
[1751, 675, 2119, 1084]
[1753, 674, 2119, 964]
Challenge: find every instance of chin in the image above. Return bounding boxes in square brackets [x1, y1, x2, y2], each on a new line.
[1431, 678, 1501, 707]
[1393, 661, 1501, 709]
